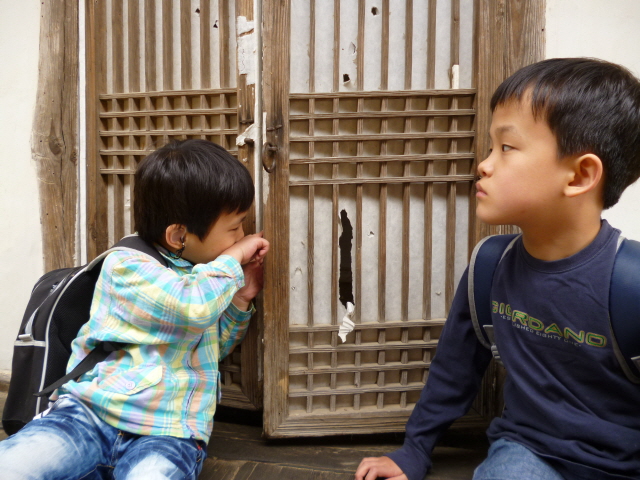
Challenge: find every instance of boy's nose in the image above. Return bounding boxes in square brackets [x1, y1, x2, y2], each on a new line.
[477, 154, 493, 177]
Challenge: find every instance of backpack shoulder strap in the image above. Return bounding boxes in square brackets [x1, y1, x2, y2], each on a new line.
[34, 235, 167, 398]
[610, 237, 640, 384]
[35, 341, 127, 397]
[109, 234, 168, 267]
[468, 234, 520, 349]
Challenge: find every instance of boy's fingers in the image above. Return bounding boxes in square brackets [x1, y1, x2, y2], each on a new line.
[355, 457, 404, 480]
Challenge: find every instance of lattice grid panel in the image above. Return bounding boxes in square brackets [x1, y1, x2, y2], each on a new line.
[287, 90, 475, 415]
[98, 88, 239, 243]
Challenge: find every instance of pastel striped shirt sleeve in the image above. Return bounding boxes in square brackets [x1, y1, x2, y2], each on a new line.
[88, 252, 246, 345]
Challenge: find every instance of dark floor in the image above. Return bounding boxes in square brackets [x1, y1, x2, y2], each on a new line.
[0, 386, 488, 479]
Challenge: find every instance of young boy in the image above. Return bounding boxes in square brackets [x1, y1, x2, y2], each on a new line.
[356, 58, 640, 480]
[0, 139, 269, 479]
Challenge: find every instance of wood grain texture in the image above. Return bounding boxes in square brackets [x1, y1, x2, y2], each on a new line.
[128, 0, 141, 92]
[144, 0, 157, 92]
[33, 0, 78, 270]
[262, 0, 292, 438]
[235, 0, 262, 410]
[86, 0, 105, 259]
[219, 0, 230, 87]
[475, 0, 545, 242]
[427, 0, 437, 89]
[180, 0, 192, 89]
[112, 1, 124, 93]
[200, 0, 211, 88]
[162, 0, 173, 90]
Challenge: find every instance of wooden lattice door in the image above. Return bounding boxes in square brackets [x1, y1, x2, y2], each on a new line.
[262, 0, 497, 437]
[85, 0, 261, 410]
[83, 0, 543, 436]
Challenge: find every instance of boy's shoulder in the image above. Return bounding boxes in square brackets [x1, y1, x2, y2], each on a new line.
[102, 248, 166, 270]
[469, 226, 640, 383]
[96, 241, 171, 286]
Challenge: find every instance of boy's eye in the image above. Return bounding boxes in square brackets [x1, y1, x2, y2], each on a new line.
[501, 144, 513, 152]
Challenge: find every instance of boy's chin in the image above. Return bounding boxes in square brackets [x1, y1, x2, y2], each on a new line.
[475, 208, 505, 226]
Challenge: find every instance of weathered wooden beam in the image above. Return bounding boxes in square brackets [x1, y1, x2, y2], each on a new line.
[32, 0, 79, 271]
[262, 0, 291, 438]
[474, 0, 545, 243]
[236, 0, 262, 410]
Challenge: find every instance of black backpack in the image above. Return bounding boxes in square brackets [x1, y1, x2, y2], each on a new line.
[2, 235, 167, 435]
[469, 233, 640, 384]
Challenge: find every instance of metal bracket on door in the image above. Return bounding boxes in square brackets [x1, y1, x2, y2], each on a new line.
[262, 124, 282, 173]
[262, 142, 278, 173]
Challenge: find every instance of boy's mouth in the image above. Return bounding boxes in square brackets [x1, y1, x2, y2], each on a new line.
[475, 182, 487, 197]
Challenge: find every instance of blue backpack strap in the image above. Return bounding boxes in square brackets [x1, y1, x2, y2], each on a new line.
[468, 234, 520, 349]
[610, 237, 640, 384]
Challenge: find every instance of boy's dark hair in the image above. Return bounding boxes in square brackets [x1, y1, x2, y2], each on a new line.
[491, 57, 640, 209]
[134, 139, 254, 244]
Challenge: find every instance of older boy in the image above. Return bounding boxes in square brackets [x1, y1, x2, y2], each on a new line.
[356, 58, 640, 480]
[0, 139, 269, 479]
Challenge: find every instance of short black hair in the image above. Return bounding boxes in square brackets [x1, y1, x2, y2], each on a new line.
[491, 57, 640, 209]
[134, 139, 254, 244]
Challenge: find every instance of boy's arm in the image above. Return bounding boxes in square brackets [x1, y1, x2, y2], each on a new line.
[357, 269, 493, 480]
[218, 301, 254, 360]
[218, 259, 264, 359]
[95, 252, 247, 344]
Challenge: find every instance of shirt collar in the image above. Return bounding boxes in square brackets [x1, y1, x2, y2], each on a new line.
[154, 243, 195, 268]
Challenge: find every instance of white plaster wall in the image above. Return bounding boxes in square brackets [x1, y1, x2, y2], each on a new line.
[0, 0, 43, 371]
[546, 0, 640, 240]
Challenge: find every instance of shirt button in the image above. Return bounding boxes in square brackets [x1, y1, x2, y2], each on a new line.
[125, 381, 136, 390]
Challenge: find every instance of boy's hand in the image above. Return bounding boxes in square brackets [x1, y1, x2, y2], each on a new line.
[223, 232, 270, 265]
[355, 457, 407, 480]
[232, 259, 264, 311]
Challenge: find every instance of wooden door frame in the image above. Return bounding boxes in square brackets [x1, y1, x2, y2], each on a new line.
[262, 0, 292, 435]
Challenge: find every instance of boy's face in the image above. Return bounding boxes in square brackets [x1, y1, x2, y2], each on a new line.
[476, 97, 572, 229]
[182, 210, 247, 265]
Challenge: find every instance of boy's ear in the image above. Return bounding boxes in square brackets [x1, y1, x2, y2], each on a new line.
[564, 153, 604, 200]
[164, 224, 187, 250]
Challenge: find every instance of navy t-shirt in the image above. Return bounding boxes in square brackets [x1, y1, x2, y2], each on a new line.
[387, 220, 640, 480]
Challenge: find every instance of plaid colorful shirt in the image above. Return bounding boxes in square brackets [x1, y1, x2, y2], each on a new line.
[54, 247, 252, 442]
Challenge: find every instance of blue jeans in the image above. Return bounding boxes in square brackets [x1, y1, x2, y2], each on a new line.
[473, 438, 564, 480]
[0, 395, 206, 480]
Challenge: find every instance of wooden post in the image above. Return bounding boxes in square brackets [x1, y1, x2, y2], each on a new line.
[474, 0, 545, 243]
[32, 0, 79, 271]
[236, 0, 262, 409]
[86, 0, 108, 259]
[262, 0, 291, 437]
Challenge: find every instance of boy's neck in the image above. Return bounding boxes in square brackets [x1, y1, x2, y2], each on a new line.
[520, 212, 603, 262]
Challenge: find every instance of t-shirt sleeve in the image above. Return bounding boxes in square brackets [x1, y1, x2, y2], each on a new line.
[386, 268, 493, 480]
